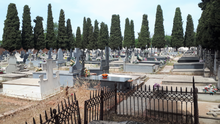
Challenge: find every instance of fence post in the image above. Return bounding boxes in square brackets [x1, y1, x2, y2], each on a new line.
[53, 109, 59, 124]
[100, 90, 104, 120]
[76, 100, 81, 124]
[84, 101, 87, 124]
[193, 77, 199, 124]
[115, 83, 117, 114]
[194, 88, 199, 124]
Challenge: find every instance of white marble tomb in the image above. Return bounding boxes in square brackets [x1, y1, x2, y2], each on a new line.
[2, 59, 60, 100]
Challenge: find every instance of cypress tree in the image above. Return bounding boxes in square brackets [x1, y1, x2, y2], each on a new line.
[184, 14, 195, 48]
[45, 4, 56, 49]
[152, 5, 165, 49]
[171, 7, 184, 49]
[123, 18, 131, 48]
[33, 16, 45, 50]
[98, 22, 109, 50]
[86, 18, 92, 48]
[66, 19, 74, 49]
[197, 0, 220, 50]
[87, 26, 95, 50]
[82, 17, 87, 49]
[75, 27, 81, 48]
[109, 15, 122, 50]
[93, 20, 99, 49]
[57, 9, 68, 49]
[2, 3, 21, 52]
[130, 20, 135, 48]
[137, 14, 150, 49]
[21, 5, 33, 51]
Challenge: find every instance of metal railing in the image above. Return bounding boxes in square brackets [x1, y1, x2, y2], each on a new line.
[26, 94, 81, 124]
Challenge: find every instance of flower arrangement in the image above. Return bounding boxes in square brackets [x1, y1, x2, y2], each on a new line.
[127, 78, 133, 82]
[0, 67, 5, 74]
[102, 73, 108, 79]
[153, 83, 160, 90]
[70, 59, 75, 66]
[84, 68, 90, 77]
[133, 59, 139, 64]
[203, 84, 218, 94]
[35, 67, 43, 72]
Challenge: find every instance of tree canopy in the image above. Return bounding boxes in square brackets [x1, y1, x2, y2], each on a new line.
[152, 5, 165, 49]
[2, 3, 21, 52]
[171, 7, 184, 49]
[21, 5, 33, 50]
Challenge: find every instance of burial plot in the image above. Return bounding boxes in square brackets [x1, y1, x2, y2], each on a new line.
[82, 74, 143, 91]
[88, 47, 110, 75]
[2, 58, 61, 100]
[177, 57, 199, 63]
[34, 52, 80, 87]
[123, 63, 156, 73]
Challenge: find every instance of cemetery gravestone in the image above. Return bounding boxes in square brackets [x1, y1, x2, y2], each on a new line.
[6, 56, 17, 73]
[69, 48, 82, 73]
[56, 48, 65, 67]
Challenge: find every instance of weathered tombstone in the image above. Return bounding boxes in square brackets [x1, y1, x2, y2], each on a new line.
[48, 48, 52, 59]
[23, 53, 29, 63]
[20, 50, 25, 58]
[100, 46, 109, 73]
[67, 49, 72, 61]
[69, 48, 82, 73]
[56, 48, 65, 67]
[5, 56, 17, 73]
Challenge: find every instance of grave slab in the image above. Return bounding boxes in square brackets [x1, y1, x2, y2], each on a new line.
[123, 63, 156, 73]
[173, 62, 204, 69]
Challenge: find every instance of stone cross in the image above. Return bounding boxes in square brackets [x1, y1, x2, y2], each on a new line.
[42, 59, 56, 79]
[67, 49, 73, 61]
[73, 48, 82, 70]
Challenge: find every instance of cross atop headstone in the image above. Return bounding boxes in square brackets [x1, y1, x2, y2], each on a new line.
[74, 48, 82, 70]
[42, 59, 56, 79]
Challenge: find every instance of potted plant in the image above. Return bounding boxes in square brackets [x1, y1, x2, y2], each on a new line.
[84, 68, 90, 77]
[102, 73, 108, 79]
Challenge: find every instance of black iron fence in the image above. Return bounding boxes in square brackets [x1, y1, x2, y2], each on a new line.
[25, 94, 81, 124]
[27, 78, 199, 124]
[84, 86, 117, 124]
[84, 78, 198, 124]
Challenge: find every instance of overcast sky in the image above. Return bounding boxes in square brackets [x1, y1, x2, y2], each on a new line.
[0, 0, 202, 40]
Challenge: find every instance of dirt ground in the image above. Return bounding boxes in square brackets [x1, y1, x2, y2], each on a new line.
[0, 85, 92, 124]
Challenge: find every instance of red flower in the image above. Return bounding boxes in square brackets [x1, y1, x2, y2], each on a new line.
[71, 93, 73, 96]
